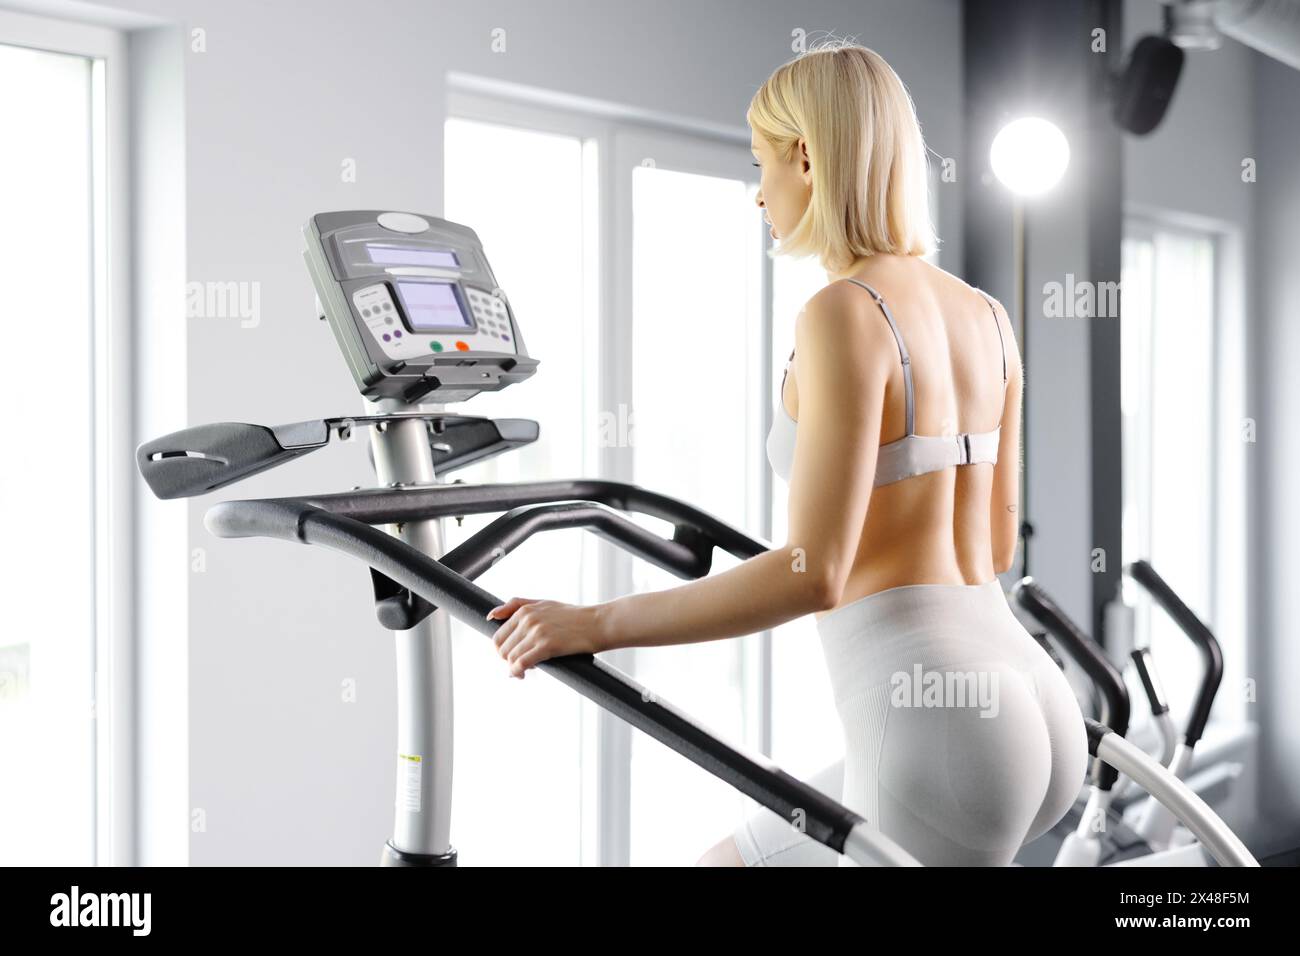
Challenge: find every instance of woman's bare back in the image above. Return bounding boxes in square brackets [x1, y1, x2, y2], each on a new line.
[780, 256, 1023, 616]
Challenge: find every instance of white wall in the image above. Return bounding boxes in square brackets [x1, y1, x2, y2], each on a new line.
[56, 0, 965, 864]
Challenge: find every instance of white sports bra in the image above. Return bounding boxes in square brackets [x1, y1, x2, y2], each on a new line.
[766, 278, 1007, 487]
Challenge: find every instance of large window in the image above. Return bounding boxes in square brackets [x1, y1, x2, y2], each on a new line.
[443, 91, 941, 864]
[1120, 222, 1245, 725]
[446, 99, 779, 865]
[0, 40, 105, 865]
[625, 158, 763, 865]
[443, 116, 596, 865]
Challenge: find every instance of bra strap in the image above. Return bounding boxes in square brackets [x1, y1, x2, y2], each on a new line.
[844, 278, 914, 437]
[976, 289, 1008, 385]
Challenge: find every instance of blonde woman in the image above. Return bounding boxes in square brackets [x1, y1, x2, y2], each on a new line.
[487, 42, 1087, 866]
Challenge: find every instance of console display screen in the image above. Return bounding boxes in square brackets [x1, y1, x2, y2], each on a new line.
[394, 281, 472, 331]
[366, 244, 459, 268]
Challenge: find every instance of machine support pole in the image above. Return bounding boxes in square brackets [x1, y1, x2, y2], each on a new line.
[371, 400, 457, 866]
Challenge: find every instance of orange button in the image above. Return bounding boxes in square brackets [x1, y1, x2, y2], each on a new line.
[454, 340, 470, 351]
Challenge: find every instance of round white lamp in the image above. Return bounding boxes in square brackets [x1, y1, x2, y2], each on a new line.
[990, 117, 1071, 197]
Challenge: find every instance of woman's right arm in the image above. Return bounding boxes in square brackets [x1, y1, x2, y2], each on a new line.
[989, 296, 1023, 576]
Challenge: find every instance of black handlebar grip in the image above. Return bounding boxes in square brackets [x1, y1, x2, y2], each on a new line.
[1126, 560, 1223, 747]
[1012, 577, 1130, 791]
[1130, 647, 1170, 717]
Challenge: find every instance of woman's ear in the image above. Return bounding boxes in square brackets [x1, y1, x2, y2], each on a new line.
[799, 138, 813, 182]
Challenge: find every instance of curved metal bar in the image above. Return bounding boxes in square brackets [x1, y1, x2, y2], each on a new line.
[373, 500, 713, 630]
[1085, 720, 1257, 867]
[442, 500, 713, 582]
[287, 479, 771, 562]
[205, 496, 918, 867]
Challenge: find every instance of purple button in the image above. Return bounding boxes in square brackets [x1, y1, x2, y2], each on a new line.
[383, 333, 391, 342]
[393, 330, 402, 338]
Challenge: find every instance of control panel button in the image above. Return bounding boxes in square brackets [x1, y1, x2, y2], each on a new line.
[430, 341, 443, 352]
[376, 211, 430, 234]
[454, 340, 470, 351]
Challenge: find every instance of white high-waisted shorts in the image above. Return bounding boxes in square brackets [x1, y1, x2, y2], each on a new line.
[733, 581, 1088, 867]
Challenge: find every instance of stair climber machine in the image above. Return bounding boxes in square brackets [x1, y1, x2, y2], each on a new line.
[136, 210, 1257, 867]
[1011, 576, 1249, 866]
[1115, 560, 1249, 852]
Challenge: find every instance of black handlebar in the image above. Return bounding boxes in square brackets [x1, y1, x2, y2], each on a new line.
[204, 495, 862, 854]
[1130, 647, 1170, 718]
[372, 499, 718, 630]
[1126, 560, 1224, 747]
[1012, 577, 1130, 790]
[443, 500, 715, 582]
[292, 479, 770, 562]
[142, 421, 869, 857]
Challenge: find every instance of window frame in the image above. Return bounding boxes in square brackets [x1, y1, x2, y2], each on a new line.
[1120, 206, 1248, 725]
[0, 9, 133, 866]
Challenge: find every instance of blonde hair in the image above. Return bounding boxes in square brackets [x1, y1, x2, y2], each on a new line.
[748, 40, 937, 271]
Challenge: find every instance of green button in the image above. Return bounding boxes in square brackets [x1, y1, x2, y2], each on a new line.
[430, 341, 443, 352]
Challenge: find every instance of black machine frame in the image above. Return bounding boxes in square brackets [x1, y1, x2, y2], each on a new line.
[138, 413, 908, 864]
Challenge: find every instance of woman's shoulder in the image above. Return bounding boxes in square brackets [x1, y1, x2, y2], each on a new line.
[795, 278, 899, 361]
